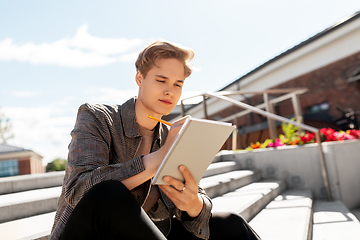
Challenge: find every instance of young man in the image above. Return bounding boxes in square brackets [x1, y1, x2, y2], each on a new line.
[50, 41, 260, 240]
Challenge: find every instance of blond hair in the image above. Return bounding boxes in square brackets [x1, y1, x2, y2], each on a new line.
[135, 41, 195, 78]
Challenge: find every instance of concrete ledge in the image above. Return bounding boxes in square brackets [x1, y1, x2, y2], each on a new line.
[218, 140, 360, 209]
[211, 180, 285, 221]
[204, 161, 241, 178]
[313, 200, 360, 240]
[0, 171, 65, 195]
[200, 170, 261, 199]
[249, 189, 313, 240]
[0, 187, 61, 223]
[0, 211, 55, 240]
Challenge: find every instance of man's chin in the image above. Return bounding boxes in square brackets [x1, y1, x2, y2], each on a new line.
[153, 107, 174, 117]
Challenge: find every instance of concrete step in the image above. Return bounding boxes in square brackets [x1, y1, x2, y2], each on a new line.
[312, 200, 360, 240]
[203, 161, 241, 178]
[0, 163, 242, 224]
[0, 212, 55, 240]
[0, 186, 62, 223]
[211, 180, 286, 221]
[0, 164, 258, 239]
[249, 189, 313, 240]
[0, 171, 65, 195]
[200, 170, 262, 199]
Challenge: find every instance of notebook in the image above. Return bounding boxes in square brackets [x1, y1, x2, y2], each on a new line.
[151, 117, 235, 185]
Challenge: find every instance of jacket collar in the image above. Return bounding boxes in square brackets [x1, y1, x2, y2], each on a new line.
[121, 97, 167, 146]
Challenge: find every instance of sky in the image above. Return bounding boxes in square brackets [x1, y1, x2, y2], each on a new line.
[1, 0, 359, 165]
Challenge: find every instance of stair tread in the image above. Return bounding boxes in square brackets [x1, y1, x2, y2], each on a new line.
[0, 171, 65, 195]
[204, 161, 239, 177]
[0, 211, 55, 240]
[249, 189, 313, 240]
[0, 171, 64, 183]
[211, 180, 283, 214]
[0, 186, 62, 207]
[207, 161, 237, 170]
[200, 170, 257, 188]
[312, 200, 360, 240]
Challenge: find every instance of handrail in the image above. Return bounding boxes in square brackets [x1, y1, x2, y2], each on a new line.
[181, 91, 333, 201]
[219, 89, 308, 122]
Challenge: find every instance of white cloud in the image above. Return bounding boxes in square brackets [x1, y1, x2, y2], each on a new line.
[85, 87, 138, 105]
[0, 25, 144, 67]
[69, 25, 143, 56]
[3, 106, 75, 165]
[11, 90, 38, 97]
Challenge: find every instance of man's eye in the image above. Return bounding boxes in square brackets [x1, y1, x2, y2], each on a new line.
[157, 80, 165, 83]
[175, 84, 182, 87]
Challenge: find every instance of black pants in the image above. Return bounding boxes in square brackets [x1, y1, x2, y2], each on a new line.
[60, 180, 261, 240]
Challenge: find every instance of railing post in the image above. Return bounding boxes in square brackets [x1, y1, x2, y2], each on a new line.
[291, 93, 303, 123]
[181, 100, 185, 117]
[232, 117, 238, 150]
[203, 95, 208, 119]
[232, 128, 238, 151]
[315, 132, 333, 201]
[264, 93, 277, 139]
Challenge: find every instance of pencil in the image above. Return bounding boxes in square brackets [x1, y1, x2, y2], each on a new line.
[147, 115, 172, 126]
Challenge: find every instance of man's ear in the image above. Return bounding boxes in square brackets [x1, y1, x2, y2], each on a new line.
[135, 71, 143, 87]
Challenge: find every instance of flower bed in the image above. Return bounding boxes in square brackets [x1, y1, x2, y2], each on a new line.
[245, 120, 360, 151]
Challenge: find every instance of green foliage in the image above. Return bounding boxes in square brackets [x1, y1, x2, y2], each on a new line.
[46, 158, 67, 172]
[279, 118, 301, 145]
[0, 110, 14, 143]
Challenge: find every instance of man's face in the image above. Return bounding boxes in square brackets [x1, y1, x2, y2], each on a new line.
[136, 58, 185, 117]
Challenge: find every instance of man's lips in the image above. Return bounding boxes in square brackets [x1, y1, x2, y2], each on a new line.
[159, 99, 172, 105]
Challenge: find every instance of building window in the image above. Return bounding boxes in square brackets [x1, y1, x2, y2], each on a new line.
[0, 159, 19, 177]
[306, 102, 329, 114]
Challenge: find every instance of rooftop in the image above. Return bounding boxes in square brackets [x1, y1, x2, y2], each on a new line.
[0, 143, 31, 154]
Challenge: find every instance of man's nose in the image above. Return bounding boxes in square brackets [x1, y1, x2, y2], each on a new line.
[164, 89, 174, 96]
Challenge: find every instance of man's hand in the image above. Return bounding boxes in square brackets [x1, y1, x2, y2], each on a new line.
[159, 165, 203, 218]
[122, 116, 189, 191]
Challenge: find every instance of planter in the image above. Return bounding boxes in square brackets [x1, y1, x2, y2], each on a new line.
[216, 139, 360, 209]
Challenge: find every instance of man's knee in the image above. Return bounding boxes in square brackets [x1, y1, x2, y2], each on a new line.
[83, 180, 134, 208]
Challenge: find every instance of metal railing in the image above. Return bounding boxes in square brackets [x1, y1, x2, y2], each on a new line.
[180, 91, 333, 201]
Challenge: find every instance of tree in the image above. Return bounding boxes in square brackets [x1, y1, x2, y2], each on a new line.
[46, 158, 67, 172]
[0, 109, 14, 143]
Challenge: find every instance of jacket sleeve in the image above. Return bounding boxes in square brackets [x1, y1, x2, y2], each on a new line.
[63, 104, 144, 208]
[174, 186, 212, 240]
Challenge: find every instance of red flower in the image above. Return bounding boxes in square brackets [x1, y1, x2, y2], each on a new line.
[347, 129, 360, 139]
[300, 132, 315, 143]
[320, 128, 337, 142]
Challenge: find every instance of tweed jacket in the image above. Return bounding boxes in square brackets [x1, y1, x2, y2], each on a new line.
[50, 97, 212, 240]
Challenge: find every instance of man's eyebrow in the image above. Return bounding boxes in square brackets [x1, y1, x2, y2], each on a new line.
[155, 74, 168, 79]
[155, 75, 184, 82]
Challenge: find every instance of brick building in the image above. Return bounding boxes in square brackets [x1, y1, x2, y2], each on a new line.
[170, 11, 360, 149]
[0, 143, 44, 177]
